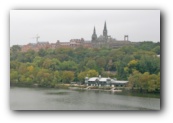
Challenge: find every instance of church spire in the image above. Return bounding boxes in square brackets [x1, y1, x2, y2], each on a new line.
[103, 21, 108, 37]
[94, 26, 96, 34]
[104, 21, 107, 31]
[92, 26, 97, 42]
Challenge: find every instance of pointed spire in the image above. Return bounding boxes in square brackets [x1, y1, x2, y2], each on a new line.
[103, 21, 108, 37]
[92, 26, 97, 42]
[104, 21, 107, 31]
[93, 26, 96, 34]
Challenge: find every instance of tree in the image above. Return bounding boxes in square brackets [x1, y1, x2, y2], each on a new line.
[152, 45, 160, 54]
[10, 45, 21, 52]
[36, 69, 53, 87]
[147, 73, 160, 92]
[96, 57, 106, 68]
[10, 61, 20, 70]
[27, 65, 34, 72]
[87, 70, 98, 77]
[10, 70, 19, 84]
[33, 56, 43, 67]
[119, 46, 137, 55]
[137, 55, 160, 74]
[139, 72, 150, 91]
[61, 71, 74, 83]
[128, 70, 142, 89]
[38, 48, 46, 57]
[86, 59, 97, 69]
[124, 59, 138, 74]
[10, 41, 160, 89]
[60, 61, 78, 71]
[54, 71, 61, 81]
[78, 71, 87, 82]
[128, 70, 160, 92]
[42, 58, 52, 69]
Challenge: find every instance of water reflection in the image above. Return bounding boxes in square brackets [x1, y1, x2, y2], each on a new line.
[10, 87, 160, 110]
[46, 92, 70, 95]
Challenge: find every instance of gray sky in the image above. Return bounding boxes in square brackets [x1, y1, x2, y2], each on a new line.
[10, 10, 160, 46]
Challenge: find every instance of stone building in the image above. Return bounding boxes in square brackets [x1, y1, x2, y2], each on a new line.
[20, 21, 133, 52]
[91, 21, 131, 48]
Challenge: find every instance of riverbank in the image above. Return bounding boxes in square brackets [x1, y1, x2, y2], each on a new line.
[10, 83, 160, 98]
[68, 86, 160, 98]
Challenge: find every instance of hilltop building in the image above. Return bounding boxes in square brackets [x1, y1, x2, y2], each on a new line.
[91, 21, 131, 48]
[21, 21, 133, 52]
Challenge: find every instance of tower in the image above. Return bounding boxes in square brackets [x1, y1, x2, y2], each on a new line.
[103, 21, 108, 38]
[124, 35, 129, 41]
[92, 26, 97, 42]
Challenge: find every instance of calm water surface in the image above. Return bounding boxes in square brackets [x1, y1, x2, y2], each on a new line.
[10, 87, 160, 110]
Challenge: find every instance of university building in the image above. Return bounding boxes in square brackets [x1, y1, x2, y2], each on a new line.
[21, 21, 133, 52]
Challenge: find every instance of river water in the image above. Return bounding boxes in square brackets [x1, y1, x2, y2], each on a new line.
[10, 87, 160, 110]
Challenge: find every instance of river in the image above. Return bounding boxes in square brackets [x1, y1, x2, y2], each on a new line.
[10, 87, 160, 110]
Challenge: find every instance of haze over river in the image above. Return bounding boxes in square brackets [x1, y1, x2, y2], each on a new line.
[10, 87, 160, 110]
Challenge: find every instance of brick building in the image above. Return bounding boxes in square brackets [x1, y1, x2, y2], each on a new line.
[21, 21, 133, 52]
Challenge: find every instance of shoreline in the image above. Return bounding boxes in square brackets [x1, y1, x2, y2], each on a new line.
[10, 84, 160, 98]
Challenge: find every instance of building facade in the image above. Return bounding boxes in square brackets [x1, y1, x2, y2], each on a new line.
[85, 75, 128, 87]
[91, 21, 132, 48]
[20, 21, 133, 52]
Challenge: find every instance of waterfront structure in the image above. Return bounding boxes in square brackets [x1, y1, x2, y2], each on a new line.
[20, 21, 133, 52]
[85, 75, 128, 87]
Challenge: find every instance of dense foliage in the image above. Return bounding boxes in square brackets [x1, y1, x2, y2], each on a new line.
[10, 41, 160, 91]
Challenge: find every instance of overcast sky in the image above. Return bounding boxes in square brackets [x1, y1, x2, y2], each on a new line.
[10, 10, 160, 46]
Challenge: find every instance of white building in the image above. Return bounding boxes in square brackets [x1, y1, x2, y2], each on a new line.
[85, 76, 128, 87]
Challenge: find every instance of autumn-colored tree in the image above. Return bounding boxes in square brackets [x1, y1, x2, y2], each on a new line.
[27, 65, 34, 72]
[128, 70, 142, 89]
[36, 69, 53, 87]
[42, 58, 52, 69]
[52, 71, 61, 84]
[10, 41, 160, 90]
[61, 71, 74, 83]
[128, 70, 160, 92]
[87, 69, 98, 77]
[78, 71, 87, 82]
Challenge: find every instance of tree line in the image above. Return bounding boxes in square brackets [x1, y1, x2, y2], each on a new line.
[10, 41, 160, 92]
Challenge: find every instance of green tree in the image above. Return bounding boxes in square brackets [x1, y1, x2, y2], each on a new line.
[86, 59, 97, 69]
[78, 71, 87, 82]
[152, 45, 160, 54]
[10, 45, 21, 52]
[128, 70, 142, 89]
[147, 73, 160, 92]
[42, 58, 52, 69]
[137, 55, 160, 74]
[61, 71, 74, 83]
[60, 61, 78, 71]
[36, 69, 53, 87]
[10, 70, 19, 84]
[38, 48, 46, 57]
[128, 70, 160, 92]
[87, 69, 98, 77]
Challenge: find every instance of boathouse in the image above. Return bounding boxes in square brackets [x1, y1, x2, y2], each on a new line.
[85, 75, 128, 87]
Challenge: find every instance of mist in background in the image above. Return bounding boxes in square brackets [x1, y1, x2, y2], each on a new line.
[10, 10, 160, 46]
